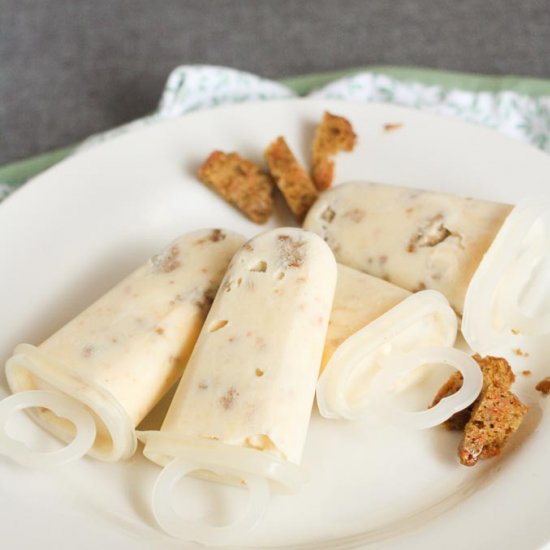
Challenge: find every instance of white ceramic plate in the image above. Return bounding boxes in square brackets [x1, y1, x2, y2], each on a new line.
[1, 99, 550, 550]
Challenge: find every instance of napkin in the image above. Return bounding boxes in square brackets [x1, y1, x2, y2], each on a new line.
[2, 65, 550, 202]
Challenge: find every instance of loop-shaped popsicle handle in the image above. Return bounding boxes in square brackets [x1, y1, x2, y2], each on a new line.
[372, 347, 483, 429]
[152, 457, 270, 545]
[0, 390, 96, 468]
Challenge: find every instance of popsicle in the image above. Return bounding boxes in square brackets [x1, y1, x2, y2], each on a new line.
[319, 265, 482, 425]
[139, 227, 337, 544]
[303, 181, 512, 315]
[0, 229, 245, 465]
[305, 182, 550, 354]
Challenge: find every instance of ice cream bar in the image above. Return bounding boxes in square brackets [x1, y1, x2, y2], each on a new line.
[318, 264, 477, 423]
[140, 228, 337, 544]
[1, 229, 245, 464]
[323, 264, 410, 371]
[304, 181, 513, 314]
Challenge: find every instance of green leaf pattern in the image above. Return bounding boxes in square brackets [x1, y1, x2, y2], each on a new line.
[312, 72, 550, 153]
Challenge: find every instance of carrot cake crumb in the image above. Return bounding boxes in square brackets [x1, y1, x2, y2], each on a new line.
[383, 122, 403, 132]
[513, 348, 529, 357]
[311, 112, 357, 190]
[536, 377, 550, 395]
[198, 151, 274, 224]
[521, 370, 532, 377]
[264, 137, 318, 222]
[431, 354, 527, 466]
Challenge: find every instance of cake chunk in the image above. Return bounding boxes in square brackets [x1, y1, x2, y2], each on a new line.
[264, 137, 318, 222]
[199, 151, 274, 224]
[459, 384, 527, 466]
[311, 112, 357, 190]
[431, 354, 527, 466]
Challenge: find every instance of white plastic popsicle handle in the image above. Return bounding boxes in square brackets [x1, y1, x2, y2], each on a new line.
[372, 347, 483, 429]
[0, 390, 96, 468]
[153, 457, 270, 545]
[462, 196, 550, 353]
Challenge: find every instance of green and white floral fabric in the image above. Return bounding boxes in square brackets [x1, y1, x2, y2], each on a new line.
[2, 64, 550, 202]
[311, 72, 550, 151]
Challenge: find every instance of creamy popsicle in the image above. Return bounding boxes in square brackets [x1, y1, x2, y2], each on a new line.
[323, 264, 409, 371]
[318, 265, 482, 424]
[140, 228, 337, 544]
[304, 181, 513, 314]
[1, 229, 245, 464]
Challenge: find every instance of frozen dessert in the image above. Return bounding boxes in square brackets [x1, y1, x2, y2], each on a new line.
[304, 181, 512, 314]
[319, 265, 481, 425]
[140, 227, 337, 544]
[0, 229, 245, 464]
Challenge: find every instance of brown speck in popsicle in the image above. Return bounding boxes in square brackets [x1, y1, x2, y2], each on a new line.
[278, 234, 306, 268]
[320, 206, 336, 223]
[194, 286, 217, 313]
[151, 245, 181, 273]
[343, 208, 365, 223]
[222, 278, 233, 292]
[511, 328, 521, 335]
[276, 271, 285, 280]
[209, 320, 229, 332]
[155, 327, 165, 336]
[243, 243, 254, 251]
[379, 255, 388, 265]
[255, 369, 265, 377]
[407, 214, 453, 252]
[220, 387, 239, 410]
[250, 260, 268, 272]
[196, 229, 226, 245]
[82, 345, 94, 358]
[198, 382, 208, 390]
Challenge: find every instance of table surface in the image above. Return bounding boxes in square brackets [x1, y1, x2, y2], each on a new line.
[2, 0, 550, 165]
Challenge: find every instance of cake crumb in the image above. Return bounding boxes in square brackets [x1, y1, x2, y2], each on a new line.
[383, 122, 403, 132]
[311, 112, 357, 190]
[521, 370, 532, 377]
[431, 354, 527, 466]
[199, 151, 274, 223]
[264, 137, 318, 222]
[513, 348, 529, 357]
[536, 377, 550, 395]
